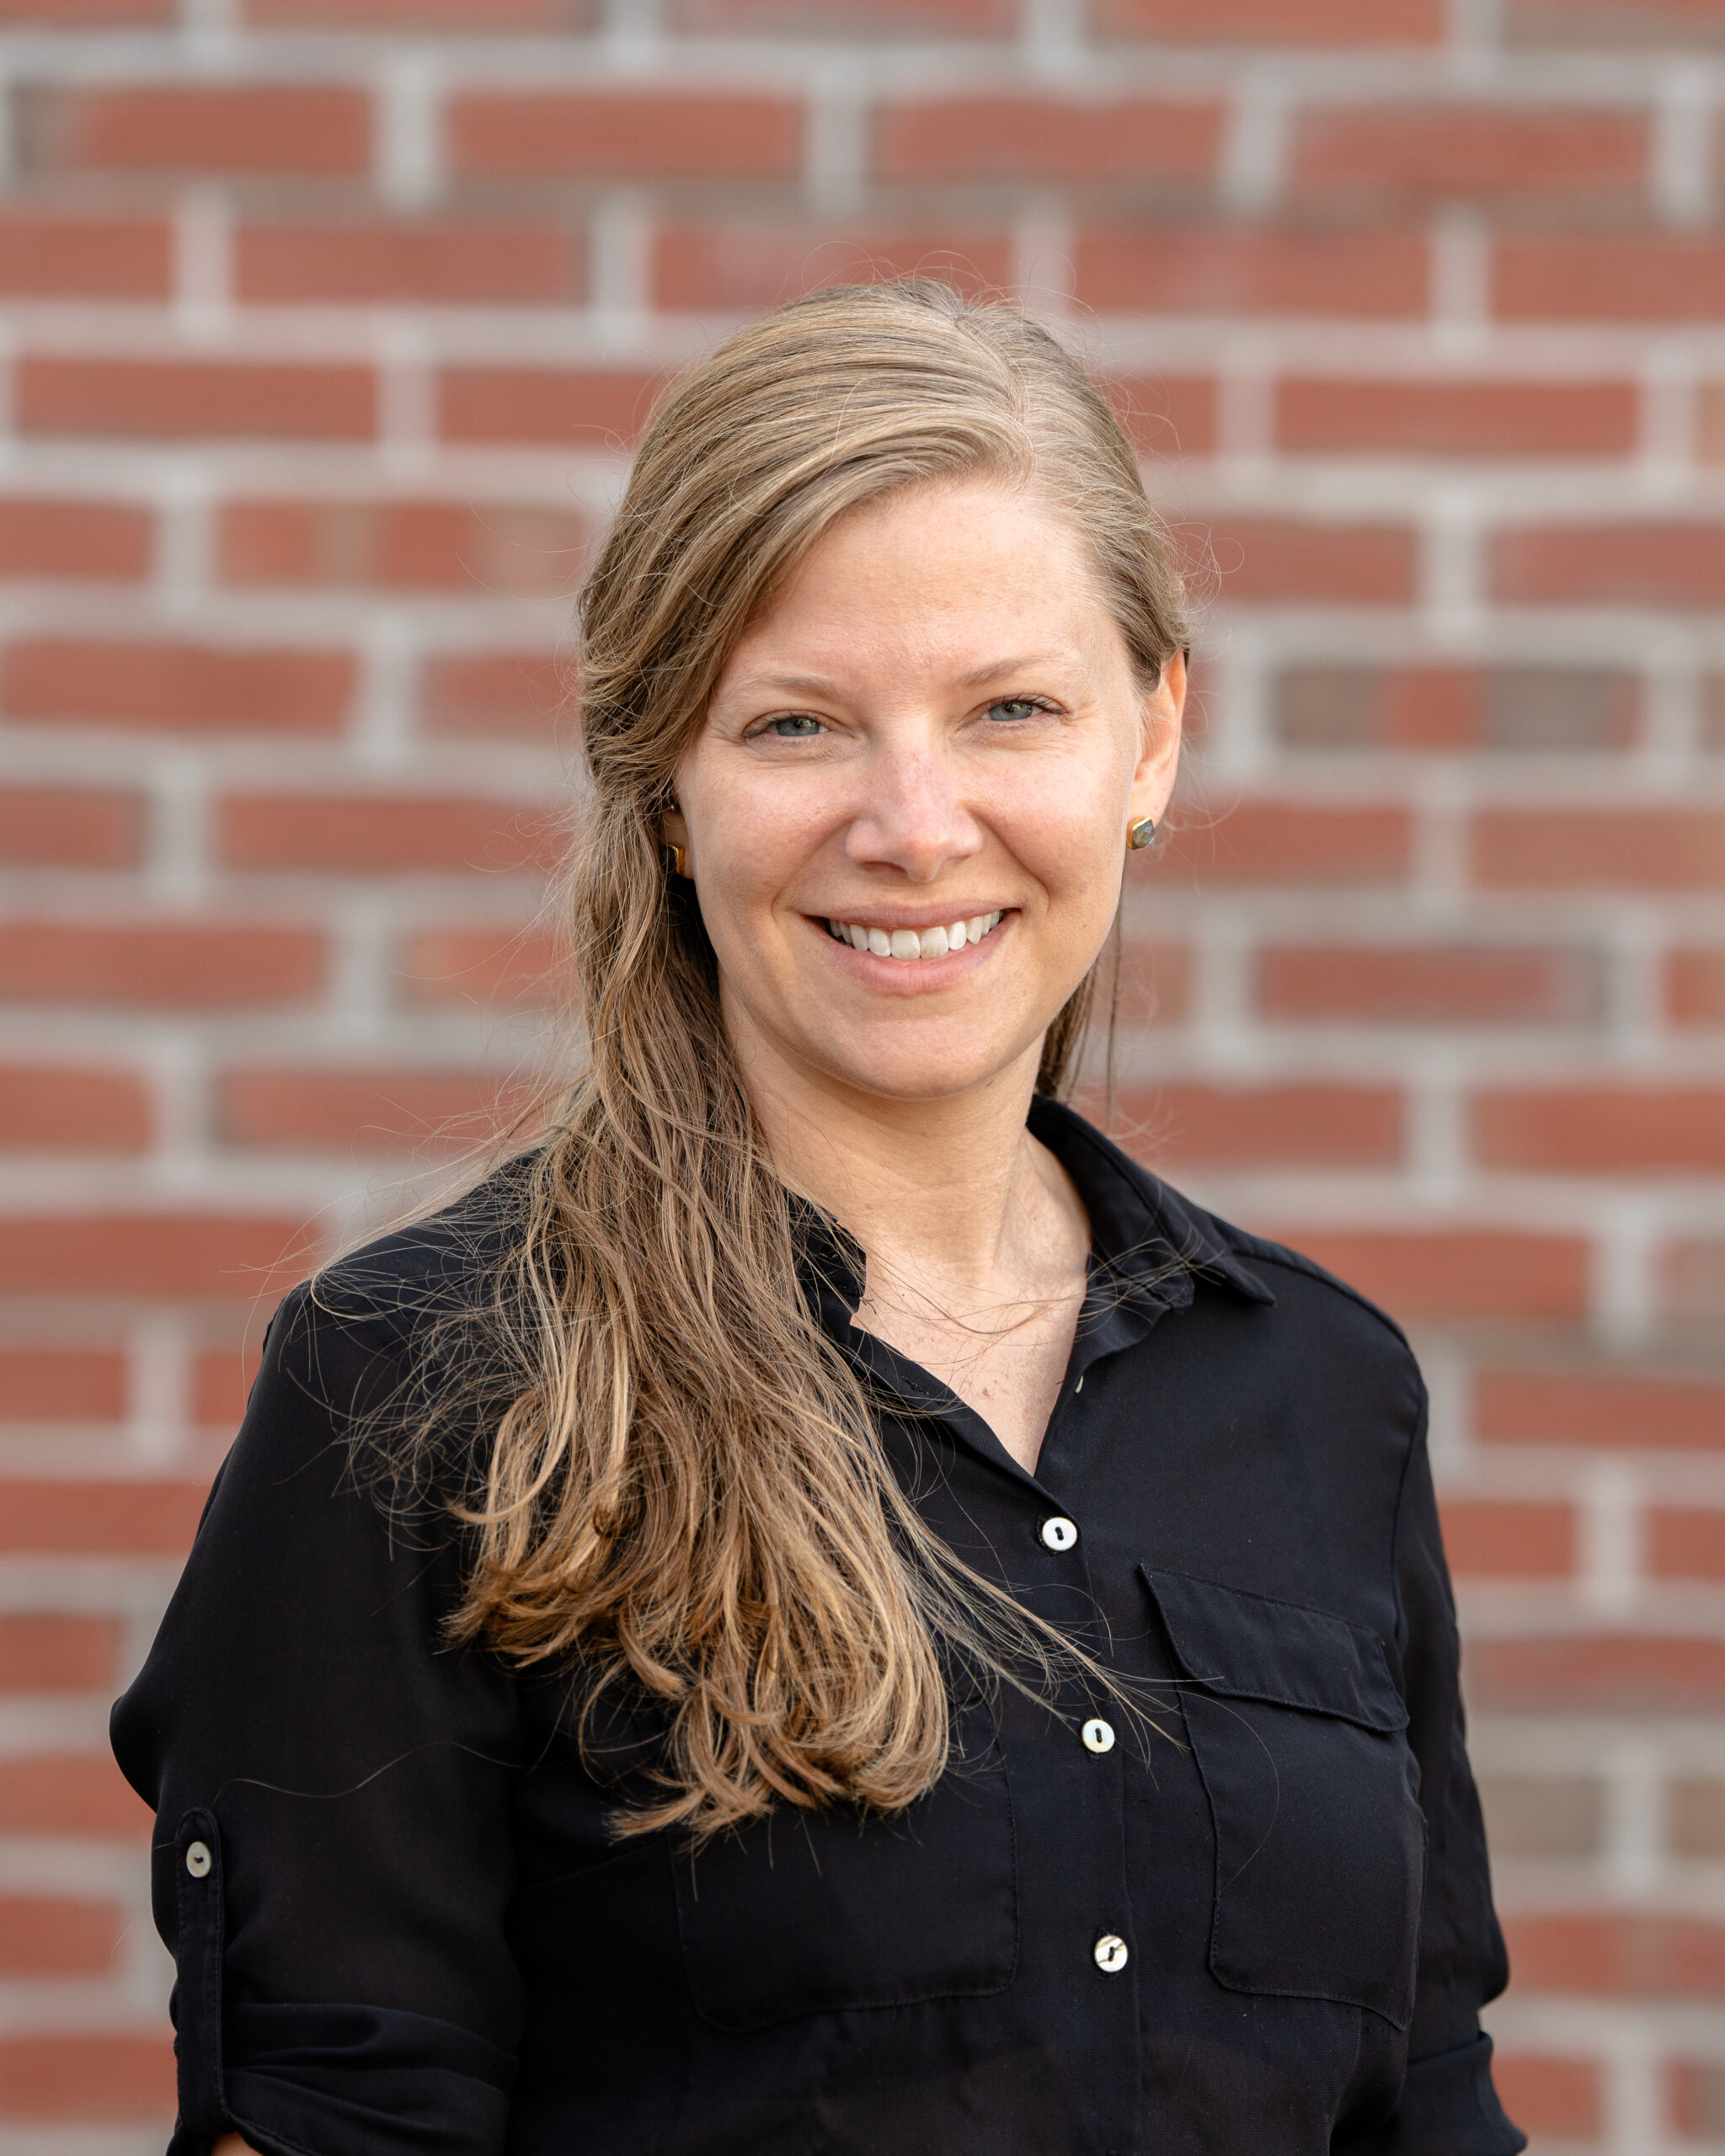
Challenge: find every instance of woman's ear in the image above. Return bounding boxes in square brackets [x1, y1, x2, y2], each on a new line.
[1128, 650, 1186, 835]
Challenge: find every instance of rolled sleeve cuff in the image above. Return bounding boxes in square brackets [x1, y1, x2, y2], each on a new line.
[1347, 2032, 1527, 2155]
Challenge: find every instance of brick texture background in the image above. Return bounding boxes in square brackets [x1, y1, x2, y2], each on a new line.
[2, 1, 1723, 2151]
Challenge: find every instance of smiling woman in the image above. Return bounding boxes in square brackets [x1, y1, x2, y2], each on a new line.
[112, 283, 1525, 2156]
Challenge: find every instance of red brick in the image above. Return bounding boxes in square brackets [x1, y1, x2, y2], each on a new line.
[220, 793, 563, 875]
[449, 92, 801, 181]
[1495, 521, 1725, 607]
[1097, 0, 1441, 35]
[1258, 943, 1600, 1027]
[1506, 1911, 1725, 1993]
[0, 498, 151, 582]
[1290, 105, 1648, 202]
[0, 1897, 120, 1975]
[1490, 2055, 1600, 2138]
[0, 1349, 125, 1422]
[0, 0, 168, 18]
[0, 1614, 120, 1692]
[1076, 226, 1427, 316]
[1472, 809, 1725, 891]
[1497, 232, 1725, 322]
[19, 358, 375, 441]
[1474, 1085, 1725, 1173]
[0, 1217, 314, 1298]
[0, 1068, 149, 1151]
[421, 651, 570, 741]
[0, 924, 324, 1008]
[1150, 803, 1412, 885]
[32, 84, 369, 175]
[1120, 1083, 1402, 1168]
[873, 98, 1222, 183]
[1472, 1637, 1725, 1712]
[0, 1479, 207, 1555]
[219, 501, 585, 597]
[1477, 1367, 1725, 1451]
[1439, 1498, 1575, 1577]
[1669, 2059, 1725, 2140]
[0, 1752, 148, 1837]
[1268, 1229, 1589, 1320]
[1275, 377, 1636, 457]
[1509, 0, 1725, 44]
[216, 1066, 528, 1150]
[193, 1345, 261, 1428]
[1275, 661, 1637, 752]
[1669, 947, 1725, 1023]
[1690, 382, 1725, 464]
[0, 213, 168, 297]
[3, 638, 353, 735]
[1110, 375, 1217, 457]
[1199, 517, 1416, 603]
[246, 0, 596, 24]
[236, 219, 584, 305]
[653, 224, 1016, 311]
[437, 367, 663, 446]
[398, 927, 563, 1007]
[0, 2035, 174, 2121]
[674, 0, 1009, 27]
[1112, 940, 1192, 1027]
[1650, 1508, 1725, 1580]
[0, 788, 141, 867]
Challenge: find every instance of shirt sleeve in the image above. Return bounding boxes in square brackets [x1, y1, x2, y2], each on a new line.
[1351, 1398, 1526, 2156]
[110, 1282, 526, 2156]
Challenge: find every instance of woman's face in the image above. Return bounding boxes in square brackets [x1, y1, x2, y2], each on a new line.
[667, 478, 1184, 1109]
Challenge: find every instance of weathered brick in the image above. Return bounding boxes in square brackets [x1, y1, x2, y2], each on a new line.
[1474, 1085, 1725, 1171]
[1665, 1239, 1725, 1326]
[1509, 0, 1725, 43]
[1476, 1366, 1725, 1450]
[1439, 1497, 1576, 1577]
[1472, 1636, 1725, 1711]
[193, 1345, 262, 1428]
[0, 1614, 120, 1692]
[219, 793, 563, 875]
[0, 2035, 174, 2121]
[437, 367, 664, 446]
[246, 0, 596, 23]
[1200, 517, 1416, 603]
[0, 1217, 314, 1298]
[0, 1480, 208, 1554]
[0, 1752, 148, 1838]
[0, 1349, 125, 1422]
[19, 358, 376, 441]
[873, 98, 1223, 184]
[673, 0, 1010, 28]
[449, 93, 802, 180]
[1472, 809, 1725, 890]
[0, 498, 151, 582]
[1495, 520, 1725, 606]
[1290, 104, 1649, 202]
[1111, 375, 1218, 457]
[236, 221, 584, 305]
[1265, 1229, 1589, 1319]
[25, 84, 370, 175]
[1651, 1508, 1725, 1578]
[1497, 232, 1725, 321]
[1275, 377, 1637, 456]
[1504, 1910, 1725, 1993]
[1119, 1082, 1402, 1167]
[1111, 940, 1193, 1027]
[1076, 226, 1427, 316]
[1669, 2059, 1725, 2142]
[1149, 803, 1411, 884]
[215, 1066, 527, 1150]
[3, 638, 353, 734]
[0, 213, 168, 297]
[1669, 947, 1725, 1023]
[420, 652, 570, 740]
[1488, 2056, 1600, 2140]
[1275, 663, 1637, 751]
[0, 0, 168, 18]
[1097, 0, 1442, 36]
[1258, 942, 1602, 1026]
[0, 1897, 120, 1975]
[1669, 1780, 1725, 1857]
[653, 226, 1015, 311]
[0, 1067, 150, 1151]
[397, 927, 563, 1008]
[0, 789, 141, 867]
[1477, 1774, 1602, 1857]
[220, 500, 585, 597]
[0, 924, 324, 1008]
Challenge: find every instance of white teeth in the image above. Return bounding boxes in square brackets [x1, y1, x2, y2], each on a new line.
[830, 912, 1004, 959]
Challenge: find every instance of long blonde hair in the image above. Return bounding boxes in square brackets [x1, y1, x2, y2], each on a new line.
[434, 282, 1188, 1838]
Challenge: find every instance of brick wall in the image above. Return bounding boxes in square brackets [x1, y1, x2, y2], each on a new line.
[1, 0, 1722, 2150]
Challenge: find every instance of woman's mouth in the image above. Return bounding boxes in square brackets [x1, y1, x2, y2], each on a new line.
[823, 912, 1004, 963]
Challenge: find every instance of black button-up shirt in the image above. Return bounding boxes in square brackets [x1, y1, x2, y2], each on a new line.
[113, 1098, 1526, 2156]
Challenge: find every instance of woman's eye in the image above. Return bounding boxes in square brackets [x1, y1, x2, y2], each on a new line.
[763, 714, 824, 738]
[985, 697, 1050, 723]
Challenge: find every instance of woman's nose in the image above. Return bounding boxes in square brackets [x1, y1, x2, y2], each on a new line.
[843, 748, 983, 883]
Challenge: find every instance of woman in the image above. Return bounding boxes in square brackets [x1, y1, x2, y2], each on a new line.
[114, 281, 1525, 2156]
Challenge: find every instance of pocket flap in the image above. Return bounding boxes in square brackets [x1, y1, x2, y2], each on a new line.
[1142, 1567, 1407, 1733]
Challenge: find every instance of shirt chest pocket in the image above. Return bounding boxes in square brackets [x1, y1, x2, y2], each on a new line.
[670, 1703, 1018, 2032]
[1143, 1566, 1427, 2030]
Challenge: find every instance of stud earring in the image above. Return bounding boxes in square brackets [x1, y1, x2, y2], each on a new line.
[1127, 816, 1156, 851]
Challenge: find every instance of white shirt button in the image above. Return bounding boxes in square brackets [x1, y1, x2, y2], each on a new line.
[184, 1840, 211, 1879]
[1081, 1717, 1115, 1755]
[1039, 1516, 1078, 1551]
[1094, 1933, 1130, 1975]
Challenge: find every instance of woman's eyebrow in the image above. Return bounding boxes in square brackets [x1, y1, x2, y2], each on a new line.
[953, 652, 1070, 689]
